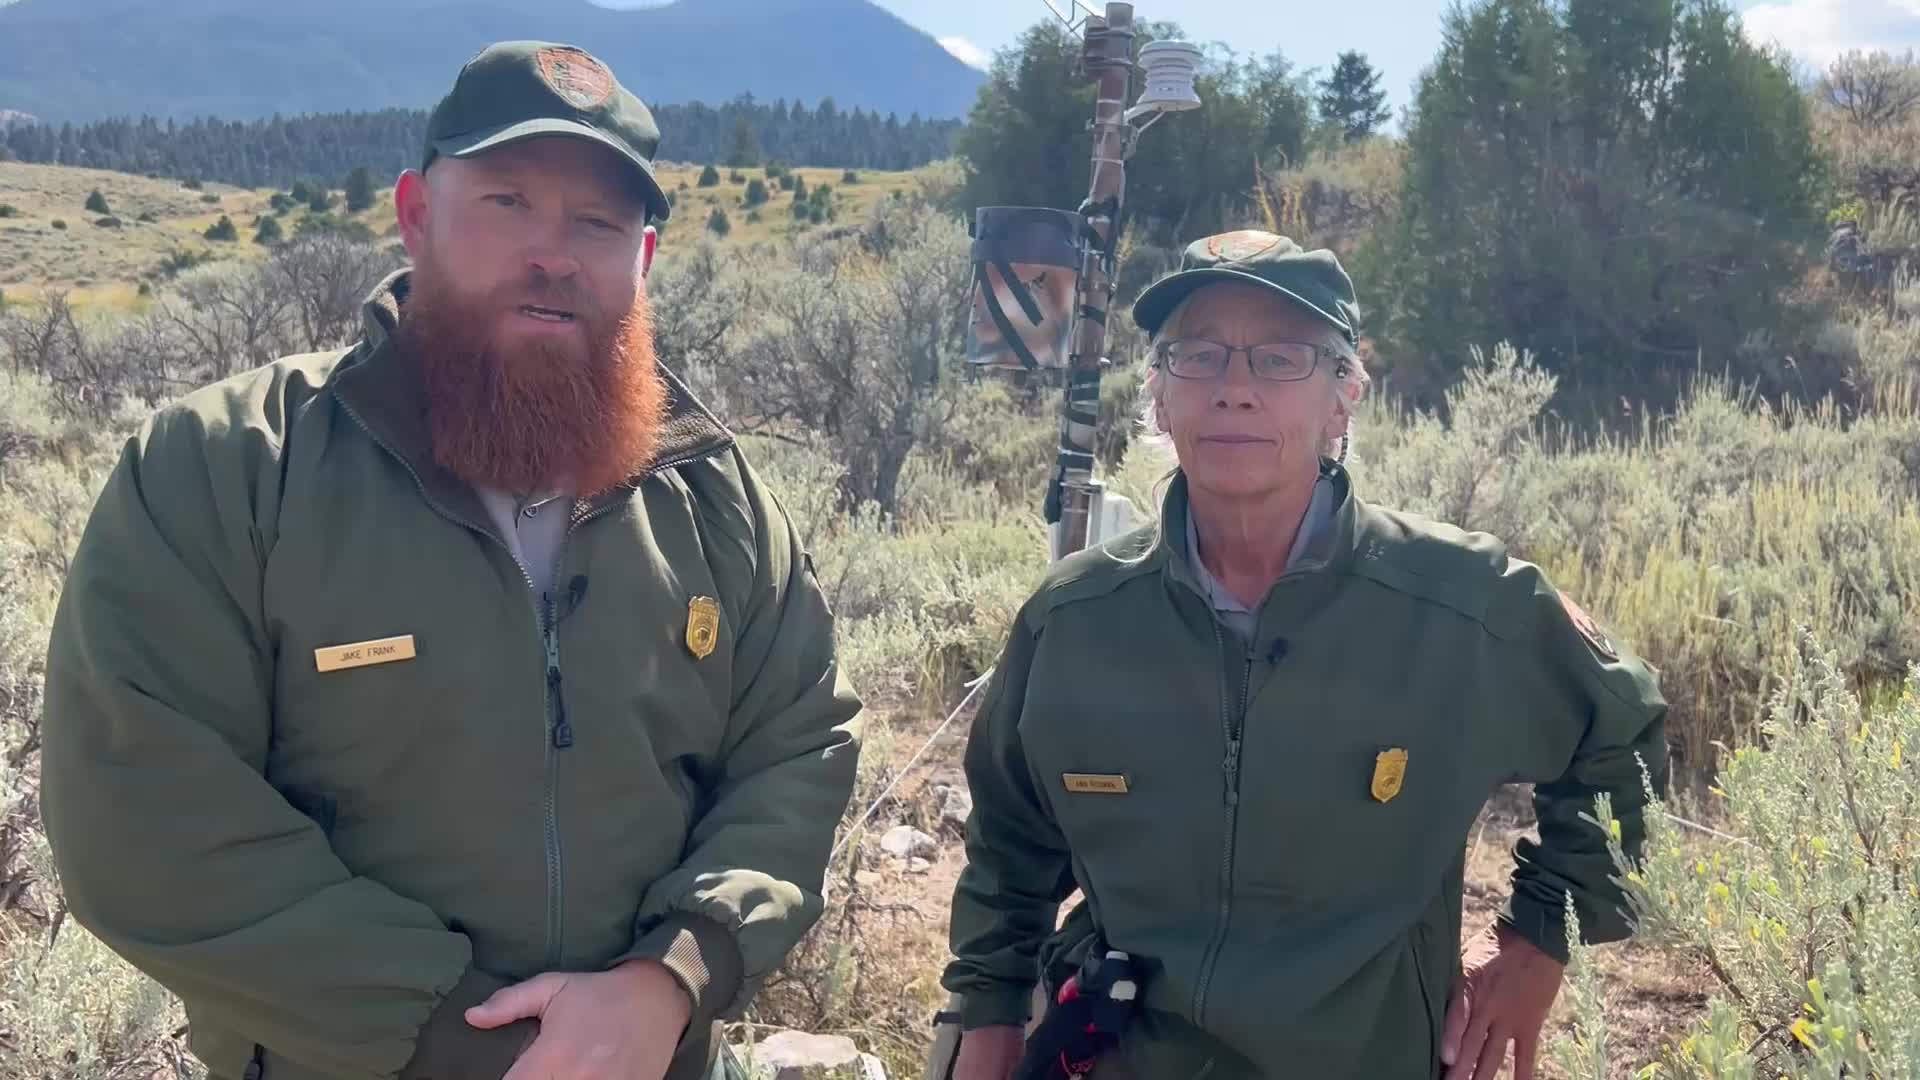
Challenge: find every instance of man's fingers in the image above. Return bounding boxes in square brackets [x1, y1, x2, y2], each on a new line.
[1444, 1006, 1490, 1080]
[1440, 984, 1470, 1064]
[1473, 1027, 1509, 1080]
[1513, 1032, 1538, 1080]
[467, 974, 562, 1029]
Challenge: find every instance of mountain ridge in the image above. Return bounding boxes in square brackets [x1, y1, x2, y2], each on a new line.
[0, 0, 987, 125]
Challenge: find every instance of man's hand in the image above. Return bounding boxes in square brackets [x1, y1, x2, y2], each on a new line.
[467, 958, 694, 1080]
[1440, 922, 1565, 1080]
[953, 1025, 1025, 1080]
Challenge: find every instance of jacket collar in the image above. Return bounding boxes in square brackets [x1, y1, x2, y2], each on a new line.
[1156, 459, 1363, 627]
[330, 268, 736, 534]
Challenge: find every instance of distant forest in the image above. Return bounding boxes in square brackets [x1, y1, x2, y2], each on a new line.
[0, 98, 961, 189]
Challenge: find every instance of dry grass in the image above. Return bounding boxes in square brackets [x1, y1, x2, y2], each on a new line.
[650, 163, 923, 249]
[0, 162, 402, 314]
[0, 161, 925, 313]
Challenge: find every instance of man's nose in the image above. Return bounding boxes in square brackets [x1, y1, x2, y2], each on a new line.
[526, 247, 582, 280]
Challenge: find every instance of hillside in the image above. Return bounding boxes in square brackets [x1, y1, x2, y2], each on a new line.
[0, 0, 987, 125]
[0, 160, 927, 311]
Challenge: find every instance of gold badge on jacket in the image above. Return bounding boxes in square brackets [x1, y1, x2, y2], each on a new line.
[1371, 747, 1408, 803]
[685, 596, 720, 659]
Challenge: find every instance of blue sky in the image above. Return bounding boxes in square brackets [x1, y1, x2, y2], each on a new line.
[871, 0, 1920, 121]
[584, 0, 1919, 120]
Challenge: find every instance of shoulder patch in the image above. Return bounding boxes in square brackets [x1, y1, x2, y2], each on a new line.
[1559, 591, 1618, 660]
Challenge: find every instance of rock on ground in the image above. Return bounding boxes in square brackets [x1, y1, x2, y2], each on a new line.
[879, 824, 937, 860]
[731, 1029, 887, 1080]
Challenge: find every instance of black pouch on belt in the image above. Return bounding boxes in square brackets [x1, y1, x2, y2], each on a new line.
[1012, 947, 1142, 1080]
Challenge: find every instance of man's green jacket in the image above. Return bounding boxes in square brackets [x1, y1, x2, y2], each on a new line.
[40, 271, 863, 1080]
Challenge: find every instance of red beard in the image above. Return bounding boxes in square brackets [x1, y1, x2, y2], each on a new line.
[397, 253, 667, 497]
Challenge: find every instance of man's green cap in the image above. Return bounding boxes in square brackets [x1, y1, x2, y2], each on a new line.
[423, 41, 672, 224]
[1132, 230, 1359, 346]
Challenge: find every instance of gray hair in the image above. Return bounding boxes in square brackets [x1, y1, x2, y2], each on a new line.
[1133, 292, 1371, 465]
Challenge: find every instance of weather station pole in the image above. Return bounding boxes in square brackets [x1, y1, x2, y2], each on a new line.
[926, 11, 1202, 1076]
[1047, 1, 1134, 560]
[962, 0, 1200, 564]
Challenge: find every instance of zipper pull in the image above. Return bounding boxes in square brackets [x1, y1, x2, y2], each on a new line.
[545, 625, 572, 748]
[549, 667, 573, 747]
[1223, 738, 1241, 805]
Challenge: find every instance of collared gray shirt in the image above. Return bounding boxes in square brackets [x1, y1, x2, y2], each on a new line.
[1185, 476, 1334, 640]
[474, 486, 575, 603]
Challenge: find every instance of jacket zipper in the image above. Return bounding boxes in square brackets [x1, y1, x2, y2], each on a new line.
[1192, 621, 1253, 1024]
[534, 496, 630, 968]
[337, 391, 731, 970]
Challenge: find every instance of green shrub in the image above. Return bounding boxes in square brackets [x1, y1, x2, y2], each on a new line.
[204, 215, 238, 242]
[182, 178, 203, 191]
[289, 180, 313, 203]
[706, 207, 731, 236]
[697, 164, 721, 187]
[0, 204, 19, 218]
[91, 216, 121, 229]
[293, 212, 374, 242]
[743, 178, 769, 207]
[199, 193, 220, 205]
[344, 165, 376, 213]
[842, 168, 861, 184]
[83, 190, 109, 214]
[254, 215, 284, 246]
[49, 219, 66, 230]
[729, 169, 746, 184]
[269, 193, 294, 213]
[1562, 634, 1920, 1078]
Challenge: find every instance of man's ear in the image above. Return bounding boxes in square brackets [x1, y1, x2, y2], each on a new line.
[394, 169, 430, 261]
[640, 225, 658, 278]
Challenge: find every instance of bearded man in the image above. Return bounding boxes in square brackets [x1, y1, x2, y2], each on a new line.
[39, 41, 863, 1080]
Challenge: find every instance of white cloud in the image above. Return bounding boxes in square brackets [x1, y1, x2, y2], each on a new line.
[1740, 0, 1920, 68]
[938, 36, 992, 71]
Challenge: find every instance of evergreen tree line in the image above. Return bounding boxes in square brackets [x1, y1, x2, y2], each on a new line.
[955, 0, 1837, 416]
[0, 98, 960, 189]
[953, 22, 1393, 262]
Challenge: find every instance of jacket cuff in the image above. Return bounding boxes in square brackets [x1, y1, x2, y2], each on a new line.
[624, 912, 746, 1028]
[399, 966, 533, 1080]
[959, 985, 1035, 1030]
[1497, 893, 1573, 966]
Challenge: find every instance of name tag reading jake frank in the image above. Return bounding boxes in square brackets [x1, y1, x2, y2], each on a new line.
[1062, 772, 1130, 795]
[314, 635, 417, 673]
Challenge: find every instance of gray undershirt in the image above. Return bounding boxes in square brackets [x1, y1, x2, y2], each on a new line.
[1185, 477, 1334, 640]
[474, 486, 576, 603]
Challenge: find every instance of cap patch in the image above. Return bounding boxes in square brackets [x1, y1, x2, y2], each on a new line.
[1206, 230, 1284, 263]
[535, 47, 615, 109]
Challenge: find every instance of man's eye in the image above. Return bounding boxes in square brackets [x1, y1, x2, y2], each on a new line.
[583, 217, 617, 231]
[486, 194, 521, 208]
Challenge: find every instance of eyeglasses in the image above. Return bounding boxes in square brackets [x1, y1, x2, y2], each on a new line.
[1153, 338, 1350, 383]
